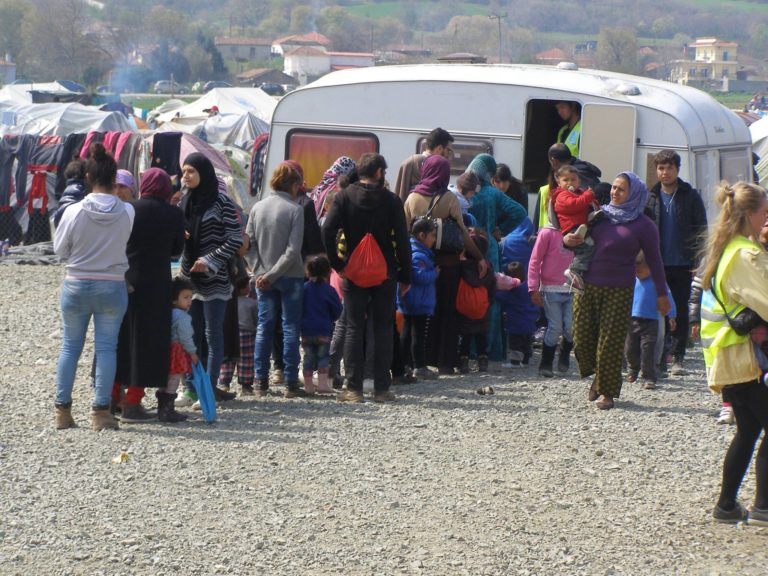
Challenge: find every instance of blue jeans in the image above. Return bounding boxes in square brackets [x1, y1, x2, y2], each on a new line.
[255, 277, 303, 384]
[55, 279, 128, 407]
[190, 298, 228, 386]
[302, 337, 330, 371]
[542, 291, 573, 347]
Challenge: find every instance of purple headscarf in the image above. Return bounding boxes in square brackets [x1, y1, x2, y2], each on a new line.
[310, 156, 356, 216]
[601, 171, 648, 224]
[412, 155, 450, 197]
[140, 167, 174, 202]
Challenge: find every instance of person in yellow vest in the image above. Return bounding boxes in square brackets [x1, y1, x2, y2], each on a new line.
[700, 181, 768, 526]
[555, 101, 581, 158]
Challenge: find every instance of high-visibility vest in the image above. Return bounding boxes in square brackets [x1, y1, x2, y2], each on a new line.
[700, 235, 757, 368]
[537, 184, 550, 229]
[557, 119, 581, 158]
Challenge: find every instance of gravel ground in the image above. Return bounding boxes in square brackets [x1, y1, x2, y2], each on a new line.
[1, 264, 768, 575]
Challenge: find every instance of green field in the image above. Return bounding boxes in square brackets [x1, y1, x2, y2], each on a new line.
[345, 1, 486, 19]
[688, 0, 768, 12]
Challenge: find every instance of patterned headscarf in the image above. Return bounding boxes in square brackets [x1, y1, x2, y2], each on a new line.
[466, 153, 497, 186]
[412, 155, 450, 197]
[601, 171, 649, 225]
[311, 156, 356, 216]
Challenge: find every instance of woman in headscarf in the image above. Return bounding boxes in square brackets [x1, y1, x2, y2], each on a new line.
[568, 172, 670, 410]
[466, 153, 527, 361]
[310, 156, 356, 221]
[179, 153, 243, 400]
[404, 155, 488, 375]
[115, 168, 186, 422]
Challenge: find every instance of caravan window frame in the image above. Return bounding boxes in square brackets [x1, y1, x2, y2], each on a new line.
[415, 136, 493, 176]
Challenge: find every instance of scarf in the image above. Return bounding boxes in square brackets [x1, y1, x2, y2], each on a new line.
[601, 171, 648, 225]
[466, 153, 497, 186]
[180, 152, 220, 262]
[412, 154, 450, 197]
[310, 156, 356, 216]
[140, 167, 173, 202]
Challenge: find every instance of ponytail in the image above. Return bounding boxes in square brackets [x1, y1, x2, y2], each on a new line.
[85, 143, 117, 191]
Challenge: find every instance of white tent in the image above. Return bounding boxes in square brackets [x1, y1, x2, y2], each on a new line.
[750, 115, 768, 186]
[0, 101, 134, 136]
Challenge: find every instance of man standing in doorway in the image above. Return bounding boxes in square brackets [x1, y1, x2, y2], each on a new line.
[393, 127, 454, 202]
[555, 101, 581, 158]
[646, 149, 707, 376]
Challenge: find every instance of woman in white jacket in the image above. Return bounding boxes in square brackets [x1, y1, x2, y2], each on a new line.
[53, 143, 134, 431]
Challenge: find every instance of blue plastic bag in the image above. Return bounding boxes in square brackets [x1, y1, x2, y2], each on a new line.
[191, 361, 217, 423]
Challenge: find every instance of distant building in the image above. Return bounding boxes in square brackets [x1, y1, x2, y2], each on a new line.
[437, 53, 486, 64]
[284, 46, 374, 85]
[534, 48, 569, 65]
[669, 37, 738, 88]
[235, 68, 296, 87]
[272, 33, 331, 57]
[214, 37, 272, 63]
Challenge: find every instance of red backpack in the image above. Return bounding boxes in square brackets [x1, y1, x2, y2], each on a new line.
[344, 232, 388, 288]
[456, 277, 489, 320]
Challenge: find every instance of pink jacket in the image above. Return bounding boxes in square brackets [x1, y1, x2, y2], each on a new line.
[527, 226, 574, 292]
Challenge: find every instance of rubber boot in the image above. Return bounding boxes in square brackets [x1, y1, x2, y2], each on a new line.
[539, 345, 556, 378]
[557, 340, 573, 373]
[303, 370, 316, 395]
[91, 406, 119, 431]
[54, 403, 76, 429]
[316, 368, 334, 394]
[156, 391, 188, 423]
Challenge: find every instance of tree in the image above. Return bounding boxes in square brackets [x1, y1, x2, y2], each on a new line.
[0, 0, 29, 64]
[597, 27, 638, 75]
[289, 6, 313, 35]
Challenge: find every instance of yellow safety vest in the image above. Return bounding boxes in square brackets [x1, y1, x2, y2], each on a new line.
[700, 236, 757, 368]
[537, 184, 550, 229]
[557, 119, 581, 158]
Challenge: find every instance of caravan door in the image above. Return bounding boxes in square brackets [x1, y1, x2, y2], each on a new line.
[580, 104, 636, 182]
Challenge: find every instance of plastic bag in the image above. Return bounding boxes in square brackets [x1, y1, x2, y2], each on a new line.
[191, 361, 217, 423]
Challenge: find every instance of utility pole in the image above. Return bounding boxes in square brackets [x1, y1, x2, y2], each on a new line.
[488, 13, 508, 64]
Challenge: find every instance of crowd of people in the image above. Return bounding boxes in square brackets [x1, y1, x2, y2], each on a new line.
[50, 114, 768, 527]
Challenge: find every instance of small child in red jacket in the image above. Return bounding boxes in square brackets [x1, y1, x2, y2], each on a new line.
[550, 165, 600, 291]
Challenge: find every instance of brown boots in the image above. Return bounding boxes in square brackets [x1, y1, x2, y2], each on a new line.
[91, 405, 119, 431]
[54, 403, 76, 429]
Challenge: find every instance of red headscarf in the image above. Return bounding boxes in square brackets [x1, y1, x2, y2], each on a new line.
[140, 167, 174, 202]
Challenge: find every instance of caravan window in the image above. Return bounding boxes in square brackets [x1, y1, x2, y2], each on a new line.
[286, 129, 379, 188]
[416, 137, 492, 176]
[720, 149, 751, 183]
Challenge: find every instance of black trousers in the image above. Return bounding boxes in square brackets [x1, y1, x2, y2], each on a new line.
[343, 279, 396, 393]
[719, 381, 768, 510]
[459, 333, 488, 357]
[664, 266, 692, 360]
[401, 314, 429, 369]
[624, 317, 659, 381]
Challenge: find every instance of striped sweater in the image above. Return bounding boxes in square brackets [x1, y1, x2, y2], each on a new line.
[180, 193, 243, 300]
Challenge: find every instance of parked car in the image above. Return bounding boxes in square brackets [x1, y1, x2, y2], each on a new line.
[153, 80, 188, 94]
[258, 82, 284, 96]
[203, 80, 232, 93]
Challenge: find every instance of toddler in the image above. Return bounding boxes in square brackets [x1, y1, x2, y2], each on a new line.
[624, 252, 677, 389]
[219, 276, 259, 395]
[457, 229, 496, 373]
[398, 217, 439, 380]
[302, 255, 343, 394]
[162, 277, 198, 422]
[549, 165, 599, 291]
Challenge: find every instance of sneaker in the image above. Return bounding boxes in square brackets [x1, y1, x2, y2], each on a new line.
[175, 391, 197, 407]
[748, 507, 768, 527]
[192, 400, 201, 411]
[626, 370, 638, 383]
[337, 389, 364, 403]
[373, 390, 397, 403]
[272, 369, 285, 385]
[670, 361, 686, 376]
[239, 385, 255, 397]
[642, 380, 657, 390]
[717, 405, 735, 425]
[217, 384, 231, 393]
[564, 269, 584, 292]
[284, 385, 309, 399]
[713, 502, 747, 524]
[574, 224, 588, 240]
[393, 372, 417, 385]
[413, 367, 437, 380]
[120, 404, 156, 423]
[502, 361, 524, 369]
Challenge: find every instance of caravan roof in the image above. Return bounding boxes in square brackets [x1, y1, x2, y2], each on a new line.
[280, 63, 748, 149]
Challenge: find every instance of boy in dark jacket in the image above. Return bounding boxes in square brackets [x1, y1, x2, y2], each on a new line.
[398, 218, 439, 380]
[457, 229, 496, 373]
[54, 158, 87, 228]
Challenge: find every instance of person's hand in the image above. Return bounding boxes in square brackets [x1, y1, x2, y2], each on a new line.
[690, 323, 700, 340]
[399, 283, 411, 297]
[477, 259, 489, 278]
[189, 352, 199, 365]
[190, 259, 209, 273]
[184, 230, 190, 240]
[238, 234, 249, 257]
[657, 295, 672, 316]
[255, 275, 270, 290]
[563, 233, 584, 247]
[669, 318, 677, 332]
[492, 227, 503, 242]
[531, 291, 543, 307]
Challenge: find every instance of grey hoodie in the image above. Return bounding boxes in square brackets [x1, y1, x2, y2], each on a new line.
[54, 193, 135, 280]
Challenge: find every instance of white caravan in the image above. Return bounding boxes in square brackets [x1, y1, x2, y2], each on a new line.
[262, 63, 752, 221]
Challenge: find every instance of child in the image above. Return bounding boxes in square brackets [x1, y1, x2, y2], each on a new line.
[219, 276, 259, 395]
[527, 221, 576, 377]
[162, 277, 198, 422]
[624, 252, 677, 390]
[451, 171, 479, 227]
[301, 255, 343, 394]
[498, 218, 540, 368]
[457, 229, 496, 373]
[549, 165, 599, 290]
[398, 217, 439, 380]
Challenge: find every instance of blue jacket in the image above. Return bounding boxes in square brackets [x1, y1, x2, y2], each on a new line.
[398, 237, 438, 316]
[500, 217, 535, 274]
[53, 179, 87, 228]
[496, 279, 540, 335]
[301, 280, 343, 338]
[632, 277, 677, 320]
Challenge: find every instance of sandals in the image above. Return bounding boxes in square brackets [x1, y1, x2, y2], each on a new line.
[596, 395, 614, 410]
